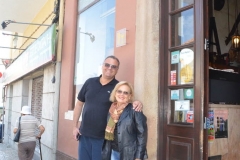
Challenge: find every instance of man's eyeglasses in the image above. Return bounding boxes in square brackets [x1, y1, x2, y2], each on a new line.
[116, 90, 130, 95]
[103, 63, 118, 69]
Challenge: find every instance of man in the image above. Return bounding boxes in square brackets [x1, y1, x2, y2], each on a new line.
[73, 55, 142, 160]
[13, 106, 45, 160]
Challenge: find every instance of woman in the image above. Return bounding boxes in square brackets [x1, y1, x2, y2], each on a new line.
[13, 106, 45, 160]
[102, 81, 148, 160]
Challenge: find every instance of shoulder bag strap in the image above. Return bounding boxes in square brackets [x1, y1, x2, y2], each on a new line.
[18, 116, 21, 130]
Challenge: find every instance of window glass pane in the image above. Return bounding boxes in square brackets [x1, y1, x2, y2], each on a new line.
[171, 8, 194, 46]
[171, 0, 194, 10]
[170, 88, 194, 124]
[75, 0, 116, 100]
[170, 48, 194, 85]
[79, 0, 99, 12]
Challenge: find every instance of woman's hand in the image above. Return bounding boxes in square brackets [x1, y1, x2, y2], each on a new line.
[13, 128, 18, 134]
[132, 100, 143, 112]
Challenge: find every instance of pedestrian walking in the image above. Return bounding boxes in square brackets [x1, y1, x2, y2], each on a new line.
[13, 106, 45, 160]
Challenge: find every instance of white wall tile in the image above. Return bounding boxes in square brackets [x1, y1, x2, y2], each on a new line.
[42, 93, 54, 120]
[40, 118, 53, 149]
[43, 65, 55, 93]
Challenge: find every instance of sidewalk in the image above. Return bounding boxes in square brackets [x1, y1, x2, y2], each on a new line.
[0, 142, 18, 160]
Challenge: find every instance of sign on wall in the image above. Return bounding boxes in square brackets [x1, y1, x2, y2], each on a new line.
[116, 28, 127, 47]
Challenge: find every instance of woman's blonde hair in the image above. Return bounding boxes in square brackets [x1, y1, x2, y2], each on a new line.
[109, 81, 134, 102]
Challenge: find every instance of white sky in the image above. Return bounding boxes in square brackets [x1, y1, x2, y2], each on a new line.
[0, 30, 12, 59]
[0, 30, 11, 98]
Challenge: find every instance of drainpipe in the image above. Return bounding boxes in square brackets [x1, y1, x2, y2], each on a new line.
[52, 0, 64, 159]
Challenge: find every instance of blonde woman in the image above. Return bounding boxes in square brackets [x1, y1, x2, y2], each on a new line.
[102, 81, 148, 160]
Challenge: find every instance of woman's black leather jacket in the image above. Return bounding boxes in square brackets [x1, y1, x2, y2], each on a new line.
[102, 103, 148, 160]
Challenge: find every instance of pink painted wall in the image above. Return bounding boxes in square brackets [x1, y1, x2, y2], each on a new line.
[57, 0, 136, 158]
[57, 0, 78, 158]
[115, 0, 136, 86]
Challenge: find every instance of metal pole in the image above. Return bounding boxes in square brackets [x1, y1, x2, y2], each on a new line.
[10, 21, 50, 26]
[2, 33, 37, 39]
[0, 46, 25, 50]
[39, 138, 42, 160]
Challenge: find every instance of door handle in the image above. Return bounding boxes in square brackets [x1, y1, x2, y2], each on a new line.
[203, 117, 210, 129]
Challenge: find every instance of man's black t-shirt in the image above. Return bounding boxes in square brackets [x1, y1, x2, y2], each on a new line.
[77, 76, 118, 139]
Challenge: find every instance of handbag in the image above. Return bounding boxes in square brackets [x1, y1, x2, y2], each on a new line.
[101, 140, 112, 160]
[13, 116, 21, 142]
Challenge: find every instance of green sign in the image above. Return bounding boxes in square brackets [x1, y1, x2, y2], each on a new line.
[2, 24, 56, 84]
[184, 88, 194, 99]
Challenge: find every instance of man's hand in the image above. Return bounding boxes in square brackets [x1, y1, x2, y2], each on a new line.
[73, 100, 84, 141]
[73, 127, 81, 141]
[132, 100, 143, 112]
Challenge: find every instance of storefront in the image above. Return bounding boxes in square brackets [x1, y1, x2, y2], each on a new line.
[1, 24, 59, 160]
[58, 0, 240, 160]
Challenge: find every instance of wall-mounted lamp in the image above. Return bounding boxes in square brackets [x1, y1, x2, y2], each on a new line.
[80, 31, 95, 42]
[1, 20, 50, 29]
[2, 33, 37, 39]
[0, 46, 25, 50]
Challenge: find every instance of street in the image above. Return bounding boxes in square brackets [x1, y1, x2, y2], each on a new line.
[0, 142, 18, 160]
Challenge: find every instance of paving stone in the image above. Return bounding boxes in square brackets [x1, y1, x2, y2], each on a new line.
[0, 142, 18, 160]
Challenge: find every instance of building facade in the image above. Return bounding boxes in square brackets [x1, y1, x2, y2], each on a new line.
[57, 0, 240, 160]
[1, 0, 63, 159]
[56, 0, 160, 159]
[1, 0, 240, 160]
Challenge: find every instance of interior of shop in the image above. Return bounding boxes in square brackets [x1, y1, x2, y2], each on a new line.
[209, 0, 240, 71]
[208, 0, 240, 159]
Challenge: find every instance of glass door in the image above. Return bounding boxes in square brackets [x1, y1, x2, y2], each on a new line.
[160, 0, 207, 159]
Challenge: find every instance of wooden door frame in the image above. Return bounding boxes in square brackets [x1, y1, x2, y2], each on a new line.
[158, 0, 208, 159]
[195, 0, 206, 158]
[203, 0, 212, 159]
[158, 0, 168, 159]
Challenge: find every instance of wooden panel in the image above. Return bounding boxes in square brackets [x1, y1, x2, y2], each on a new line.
[167, 136, 193, 160]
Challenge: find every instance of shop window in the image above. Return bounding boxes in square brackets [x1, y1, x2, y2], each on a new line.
[169, 1, 194, 125]
[171, 0, 194, 11]
[74, 0, 116, 104]
[171, 8, 194, 46]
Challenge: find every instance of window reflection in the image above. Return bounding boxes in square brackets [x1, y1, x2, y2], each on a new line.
[171, 0, 194, 10]
[75, 0, 116, 100]
[171, 8, 194, 46]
